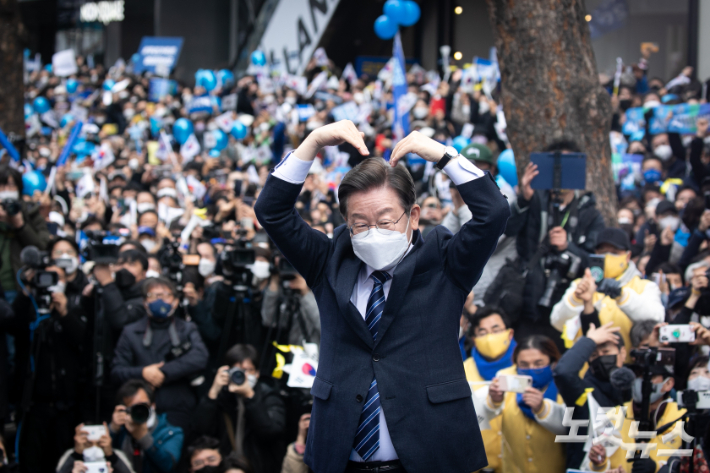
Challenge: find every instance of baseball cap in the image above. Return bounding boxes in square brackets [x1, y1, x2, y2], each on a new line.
[595, 227, 631, 251]
[655, 200, 678, 216]
[460, 143, 494, 165]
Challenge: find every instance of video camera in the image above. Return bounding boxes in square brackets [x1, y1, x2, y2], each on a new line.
[82, 230, 127, 264]
[629, 347, 675, 433]
[538, 250, 581, 307]
[1, 198, 21, 216]
[20, 246, 59, 314]
[157, 238, 184, 284]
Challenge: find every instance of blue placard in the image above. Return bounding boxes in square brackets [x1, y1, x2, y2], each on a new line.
[188, 94, 214, 114]
[148, 78, 177, 102]
[134, 37, 184, 74]
[530, 152, 587, 190]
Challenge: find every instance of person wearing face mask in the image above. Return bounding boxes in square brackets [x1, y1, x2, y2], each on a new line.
[485, 335, 567, 473]
[584, 361, 684, 473]
[112, 277, 208, 433]
[463, 306, 515, 473]
[0, 166, 50, 301]
[12, 264, 87, 472]
[187, 436, 225, 473]
[651, 132, 687, 180]
[553, 323, 630, 469]
[194, 344, 286, 473]
[138, 226, 159, 254]
[644, 201, 685, 277]
[50, 238, 89, 310]
[56, 423, 132, 473]
[552, 228, 665, 353]
[109, 379, 184, 473]
[255, 121, 509, 472]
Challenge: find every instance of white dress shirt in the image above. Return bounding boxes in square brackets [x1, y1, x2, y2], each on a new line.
[272, 151, 484, 461]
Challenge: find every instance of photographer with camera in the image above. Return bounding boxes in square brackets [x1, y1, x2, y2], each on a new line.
[109, 379, 183, 473]
[112, 276, 208, 433]
[0, 165, 50, 301]
[193, 344, 286, 473]
[553, 323, 631, 469]
[56, 423, 132, 473]
[582, 355, 684, 473]
[551, 228, 665, 352]
[505, 141, 605, 341]
[12, 262, 87, 472]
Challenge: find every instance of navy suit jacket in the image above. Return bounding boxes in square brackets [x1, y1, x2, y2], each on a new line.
[255, 170, 510, 473]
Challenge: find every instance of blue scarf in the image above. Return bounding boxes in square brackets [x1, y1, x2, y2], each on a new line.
[516, 366, 558, 421]
[470, 338, 517, 381]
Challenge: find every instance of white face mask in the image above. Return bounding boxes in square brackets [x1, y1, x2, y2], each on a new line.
[351, 217, 411, 271]
[0, 190, 19, 201]
[285, 96, 297, 105]
[654, 144, 673, 161]
[198, 258, 216, 278]
[250, 260, 271, 280]
[83, 446, 105, 462]
[123, 109, 135, 120]
[461, 105, 470, 116]
[48, 281, 66, 294]
[478, 101, 491, 114]
[137, 202, 155, 213]
[412, 107, 428, 119]
[353, 92, 364, 104]
[147, 406, 157, 429]
[129, 158, 139, 170]
[645, 100, 661, 109]
[659, 215, 680, 232]
[55, 254, 79, 275]
[141, 239, 157, 252]
[146, 269, 160, 279]
[688, 376, 710, 392]
[247, 373, 258, 388]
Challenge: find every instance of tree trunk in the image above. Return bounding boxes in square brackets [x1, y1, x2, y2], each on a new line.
[486, 0, 617, 225]
[0, 0, 26, 154]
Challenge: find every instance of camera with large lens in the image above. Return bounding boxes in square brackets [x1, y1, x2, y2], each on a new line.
[157, 238, 184, 286]
[127, 403, 151, 424]
[20, 246, 59, 315]
[228, 366, 246, 386]
[1, 198, 22, 216]
[629, 347, 676, 432]
[83, 230, 125, 265]
[538, 250, 582, 308]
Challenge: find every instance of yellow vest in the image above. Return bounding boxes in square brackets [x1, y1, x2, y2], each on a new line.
[605, 401, 686, 472]
[568, 275, 652, 361]
[496, 366, 566, 473]
[464, 357, 503, 473]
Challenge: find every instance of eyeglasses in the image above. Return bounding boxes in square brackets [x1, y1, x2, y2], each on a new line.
[348, 210, 408, 236]
[146, 291, 174, 302]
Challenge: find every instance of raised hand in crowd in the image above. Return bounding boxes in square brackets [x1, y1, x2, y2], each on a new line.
[519, 162, 539, 201]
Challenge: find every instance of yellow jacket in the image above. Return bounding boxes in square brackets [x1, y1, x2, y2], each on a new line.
[483, 366, 567, 473]
[586, 400, 686, 472]
[551, 263, 664, 357]
[464, 357, 504, 473]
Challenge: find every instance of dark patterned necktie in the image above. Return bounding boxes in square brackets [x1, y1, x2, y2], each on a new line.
[353, 270, 391, 460]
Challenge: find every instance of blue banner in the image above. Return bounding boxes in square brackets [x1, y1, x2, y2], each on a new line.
[653, 103, 710, 135]
[134, 37, 184, 74]
[187, 94, 214, 115]
[391, 31, 410, 146]
[57, 122, 83, 167]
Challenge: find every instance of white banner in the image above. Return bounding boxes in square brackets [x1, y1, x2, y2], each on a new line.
[259, 0, 342, 75]
[52, 49, 78, 77]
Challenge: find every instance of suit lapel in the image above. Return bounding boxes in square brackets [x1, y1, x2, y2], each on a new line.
[328, 246, 374, 350]
[375, 230, 421, 348]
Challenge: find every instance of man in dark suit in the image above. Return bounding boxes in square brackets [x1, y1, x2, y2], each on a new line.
[254, 121, 510, 473]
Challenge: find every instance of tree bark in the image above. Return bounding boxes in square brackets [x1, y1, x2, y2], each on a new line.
[0, 0, 26, 153]
[486, 0, 617, 225]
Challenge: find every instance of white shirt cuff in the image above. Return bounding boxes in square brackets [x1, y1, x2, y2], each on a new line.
[272, 151, 313, 184]
[443, 156, 484, 186]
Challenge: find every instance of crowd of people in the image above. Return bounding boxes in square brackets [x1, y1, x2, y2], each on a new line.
[1, 43, 710, 473]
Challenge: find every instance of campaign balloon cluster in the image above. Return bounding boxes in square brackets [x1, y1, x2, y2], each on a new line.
[374, 0, 421, 39]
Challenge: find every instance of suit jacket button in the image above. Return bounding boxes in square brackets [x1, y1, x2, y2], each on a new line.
[373, 354, 380, 362]
[356, 394, 363, 402]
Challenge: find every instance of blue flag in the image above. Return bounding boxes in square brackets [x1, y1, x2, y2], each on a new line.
[57, 122, 83, 167]
[391, 31, 409, 150]
[0, 126, 20, 163]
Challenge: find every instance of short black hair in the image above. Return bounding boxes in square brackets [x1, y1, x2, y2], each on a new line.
[118, 249, 149, 270]
[630, 320, 657, 348]
[543, 140, 581, 154]
[187, 436, 221, 461]
[656, 262, 681, 276]
[469, 306, 510, 332]
[0, 165, 23, 195]
[224, 343, 259, 368]
[120, 239, 148, 254]
[80, 216, 106, 231]
[115, 379, 154, 406]
[138, 210, 159, 224]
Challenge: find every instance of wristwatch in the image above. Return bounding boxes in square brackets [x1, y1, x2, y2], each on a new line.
[436, 146, 459, 170]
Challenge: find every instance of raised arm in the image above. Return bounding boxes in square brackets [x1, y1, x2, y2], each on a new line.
[254, 121, 369, 287]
